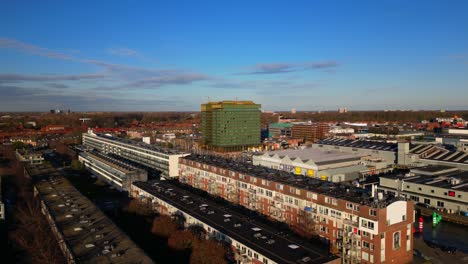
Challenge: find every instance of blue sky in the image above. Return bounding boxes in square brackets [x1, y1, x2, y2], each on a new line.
[1, 0, 467, 111]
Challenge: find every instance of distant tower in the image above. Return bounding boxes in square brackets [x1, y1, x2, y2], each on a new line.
[291, 108, 297, 114]
[338, 107, 348, 113]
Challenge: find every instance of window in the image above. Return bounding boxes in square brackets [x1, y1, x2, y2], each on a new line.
[393, 231, 401, 249]
[276, 183, 283, 190]
[370, 209, 377, 216]
[254, 253, 258, 259]
[346, 203, 353, 209]
[325, 197, 330, 204]
[361, 220, 375, 230]
[263, 258, 268, 264]
[410, 195, 420, 202]
[332, 199, 338, 205]
[424, 198, 430, 205]
[437, 201, 444, 207]
[363, 241, 370, 249]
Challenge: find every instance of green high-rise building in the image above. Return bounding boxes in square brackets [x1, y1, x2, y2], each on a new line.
[201, 101, 261, 151]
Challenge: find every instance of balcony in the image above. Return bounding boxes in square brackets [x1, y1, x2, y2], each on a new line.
[274, 196, 283, 202]
[343, 219, 359, 227]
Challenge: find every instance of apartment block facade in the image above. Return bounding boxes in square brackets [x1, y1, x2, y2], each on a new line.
[201, 101, 261, 151]
[78, 151, 148, 191]
[292, 123, 330, 143]
[83, 131, 188, 178]
[179, 155, 415, 264]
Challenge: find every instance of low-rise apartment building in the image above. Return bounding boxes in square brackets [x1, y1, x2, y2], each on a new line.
[28, 163, 154, 264]
[179, 155, 415, 264]
[131, 180, 339, 264]
[83, 130, 189, 178]
[15, 149, 44, 165]
[78, 151, 148, 191]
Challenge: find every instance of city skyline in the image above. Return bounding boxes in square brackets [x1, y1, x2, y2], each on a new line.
[1, 0, 468, 111]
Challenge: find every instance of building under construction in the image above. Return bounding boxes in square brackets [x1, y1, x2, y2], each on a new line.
[201, 101, 261, 151]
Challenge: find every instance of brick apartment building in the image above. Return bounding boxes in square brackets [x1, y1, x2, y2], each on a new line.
[292, 123, 330, 143]
[179, 155, 415, 264]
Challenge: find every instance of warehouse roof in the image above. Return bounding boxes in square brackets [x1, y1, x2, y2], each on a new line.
[316, 138, 398, 152]
[410, 144, 468, 165]
[382, 168, 468, 192]
[257, 148, 361, 165]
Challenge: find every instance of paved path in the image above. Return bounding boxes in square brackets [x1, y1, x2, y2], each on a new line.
[414, 236, 468, 264]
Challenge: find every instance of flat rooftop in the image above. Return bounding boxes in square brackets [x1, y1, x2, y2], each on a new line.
[134, 180, 337, 264]
[87, 133, 188, 155]
[410, 165, 459, 175]
[258, 148, 361, 165]
[382, 170, 468, 192]
[183, 155, 399, 207]
[316, 138, 398, 152]
[30, 164, 154, 264]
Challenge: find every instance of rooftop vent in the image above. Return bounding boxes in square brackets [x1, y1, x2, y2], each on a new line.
[450, 178, 462, 185]
[288, 244, 299, 249]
